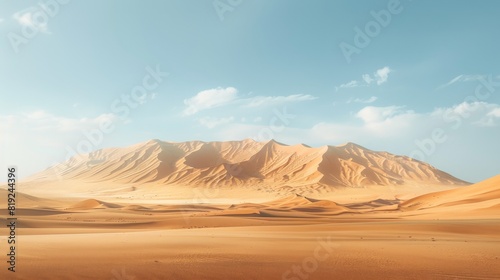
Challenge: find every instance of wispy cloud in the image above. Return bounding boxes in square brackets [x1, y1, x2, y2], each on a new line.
[437, 74, 487, 89]
[183, 87, 317, 116]
[336, 66, 392, 91]
[347, 96, 378, 104]
[183, 87, 238, 116]
[337, 80, 362, 90]
[13, 9, 50, 33]
[244, 94, 317, 107]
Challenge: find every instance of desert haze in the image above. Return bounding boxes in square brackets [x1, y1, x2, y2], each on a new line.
[1, 139, 499, 279]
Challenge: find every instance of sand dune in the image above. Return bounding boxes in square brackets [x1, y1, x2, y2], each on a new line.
[263, 194, 349, 214]
[121, 204, 150, 211]
[68, 199, 123, 210]
[24, 139, 468, 196]
[0, 189, 67, 209]
[5, 173, 498, 219]
[400, 174, 500, 217]
[198, 194, 350, 217]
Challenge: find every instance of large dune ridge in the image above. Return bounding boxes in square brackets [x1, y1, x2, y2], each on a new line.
[24, 139, 468, 193]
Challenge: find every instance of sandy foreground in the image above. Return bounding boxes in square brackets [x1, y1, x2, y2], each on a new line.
[2, 217, 500, 280]
[1, 187, 500, 280]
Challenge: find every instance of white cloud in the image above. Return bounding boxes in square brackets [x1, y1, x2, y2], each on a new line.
[183, 87, 238, 116]
[318, 102, 499, 145]
[347, 96, 377, 104]
[356, 105, 409, 123]
[488, 108, 500, 118]
[13, 9, 50, 33]
[336, 66, 391, 91]
[446, 101, 483, 116]
[374, 67, 391, 85]
[435, 101, 493, 118]
[431, 101, 500, 128]
[361, 74, 373, 84]
[15, 12, 33, 26]
[244, 94, 317, 107]
[477, 107, 500, 127]
[472, 106, 500, 127]
[198, 116, 234, 129]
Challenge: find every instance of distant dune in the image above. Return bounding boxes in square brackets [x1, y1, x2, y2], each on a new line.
[26, 139, 468, 191]
[399, 174, 500, 217]
[68, 199, 122, 210]
[3, 174, 498, 218]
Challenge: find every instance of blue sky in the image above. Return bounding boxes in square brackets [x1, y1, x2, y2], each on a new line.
[1, 0, 499, 183]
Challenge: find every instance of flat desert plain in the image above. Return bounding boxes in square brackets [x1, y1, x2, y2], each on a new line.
[1, 177, 500, 280]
